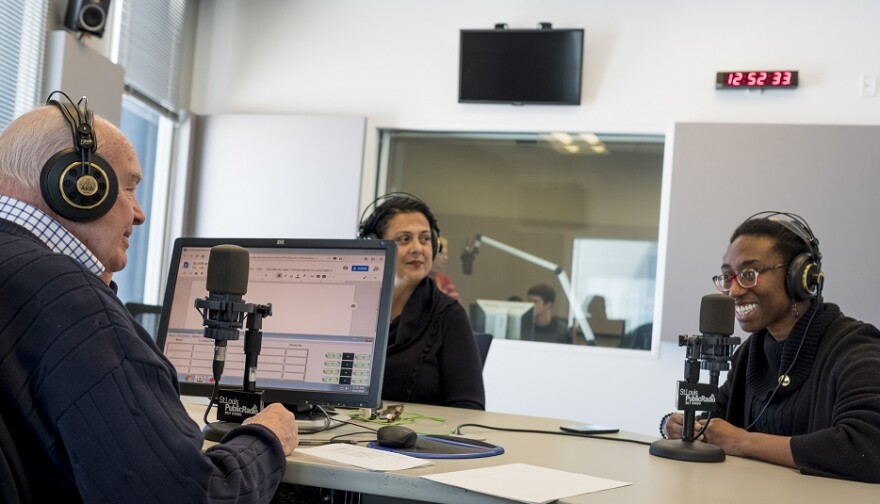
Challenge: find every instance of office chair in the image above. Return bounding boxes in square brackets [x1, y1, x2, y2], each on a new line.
[125, 302, 163, 340]
[619, 323, 652, 350]
[585, 295, 626, 347]
[473, 332, 493, 369]
[0, 410, 31, 504]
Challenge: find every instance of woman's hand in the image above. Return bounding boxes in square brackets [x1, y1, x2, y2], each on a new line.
[698, 417, 796, 468]
[664, 412, 692, 439]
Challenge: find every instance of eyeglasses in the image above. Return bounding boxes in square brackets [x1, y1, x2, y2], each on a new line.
[712, 263, 788, 292]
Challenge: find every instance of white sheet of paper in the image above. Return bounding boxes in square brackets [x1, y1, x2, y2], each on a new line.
[423, 463, 631, 504]
[297, 444, 432, 471]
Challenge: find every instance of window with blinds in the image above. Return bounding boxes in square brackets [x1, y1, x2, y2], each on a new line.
[117, 0, 189, 113]
[0, 1, 48, 130]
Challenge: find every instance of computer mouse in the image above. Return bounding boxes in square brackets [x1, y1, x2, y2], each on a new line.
[376, 425, 418, 449]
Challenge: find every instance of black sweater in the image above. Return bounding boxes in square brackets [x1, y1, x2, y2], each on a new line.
[0, 220, 286, 502]
[382, 277, 485, 410]
[717, 301, 880, 483]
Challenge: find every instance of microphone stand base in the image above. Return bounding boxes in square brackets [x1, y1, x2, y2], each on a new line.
[203, 421, 241, 442]
[649, 439, 726, 463]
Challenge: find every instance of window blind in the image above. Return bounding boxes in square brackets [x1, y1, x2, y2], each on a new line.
[117, 0, 188, 113]
[0, 1, 48, 130]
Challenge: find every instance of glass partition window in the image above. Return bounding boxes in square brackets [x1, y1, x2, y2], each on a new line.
[115, 94, 174, 305]
[571, 238, 657, 350]
[378, 130, 664, 350]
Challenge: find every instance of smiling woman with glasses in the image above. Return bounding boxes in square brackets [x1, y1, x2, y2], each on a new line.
[712, 263, 788, 292]
[659, 211, 880, 483]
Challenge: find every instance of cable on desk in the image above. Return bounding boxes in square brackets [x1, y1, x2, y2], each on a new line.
[455, 423, 653, 446]
[348, 411, 448, 428]
[304, 405, 334, 433]
[203, 382, 221, 426]
[332, 417, 379, 432]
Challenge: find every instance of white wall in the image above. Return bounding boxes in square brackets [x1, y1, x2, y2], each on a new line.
[192, 114, 366, 238]
[188, 0, 880, 435]
[661, 123, 880, 346]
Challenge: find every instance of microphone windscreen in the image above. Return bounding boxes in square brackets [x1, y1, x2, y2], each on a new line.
[206, 245, 249, 295]
[461, 250, 473, 275]
[699, 293, 734, 336]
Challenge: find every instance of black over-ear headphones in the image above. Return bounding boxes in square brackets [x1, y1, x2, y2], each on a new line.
[358, 192, 440, 259]
[745, 211, 823, 301]
[40, 91, 118, 221]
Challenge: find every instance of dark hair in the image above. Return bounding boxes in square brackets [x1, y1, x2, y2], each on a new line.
[730, 218, 810, 264]
[527, 283, 556, 304]
[358, 194, 439, 241]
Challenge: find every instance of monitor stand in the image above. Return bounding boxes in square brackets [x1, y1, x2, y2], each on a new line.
[286, 404, 350, 433]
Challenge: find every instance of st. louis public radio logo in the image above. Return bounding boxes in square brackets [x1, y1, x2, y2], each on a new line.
[676, 381, 718, 410]
[218, 395, 259, 417]
[681, 389, 716, 407]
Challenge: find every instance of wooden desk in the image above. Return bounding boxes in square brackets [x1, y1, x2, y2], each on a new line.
[183, 400, 879, 503]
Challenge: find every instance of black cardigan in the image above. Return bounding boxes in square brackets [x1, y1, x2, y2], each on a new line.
[382, 276, 486, 410]
[717, 301, 880, 483]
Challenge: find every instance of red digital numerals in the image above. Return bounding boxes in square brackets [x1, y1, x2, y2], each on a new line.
[720, 71, 796, 88]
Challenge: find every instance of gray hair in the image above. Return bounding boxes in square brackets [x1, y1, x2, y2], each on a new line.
[0, 105, 132, 199]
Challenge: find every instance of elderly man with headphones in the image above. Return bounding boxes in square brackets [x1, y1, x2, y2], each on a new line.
[0, 94, 298, 502]
[661, 211, 880, 483]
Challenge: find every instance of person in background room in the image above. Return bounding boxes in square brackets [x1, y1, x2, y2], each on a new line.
[527, 283, 572, 344]
[429, 235, 460, 301]
[661, 212, 880, 483]
[359, 194, 485, 409]
[0, 96, 298, 502]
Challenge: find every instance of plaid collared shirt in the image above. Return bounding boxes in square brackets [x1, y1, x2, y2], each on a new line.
[0, 194, 104, 277]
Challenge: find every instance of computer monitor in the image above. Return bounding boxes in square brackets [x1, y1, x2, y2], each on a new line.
[155, 237, 396, 414]
[469, 300, 536, 341]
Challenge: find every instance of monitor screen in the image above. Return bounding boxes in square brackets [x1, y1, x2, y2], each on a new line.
[459, 28, 584, 105]
[469, 299, 536, 341]
[155, 237, 396, 411]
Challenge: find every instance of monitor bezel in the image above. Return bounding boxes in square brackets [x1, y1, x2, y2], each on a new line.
[155, 237, 396, 410]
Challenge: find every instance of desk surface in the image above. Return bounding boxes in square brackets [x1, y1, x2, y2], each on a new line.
[184, 400, 878, 503]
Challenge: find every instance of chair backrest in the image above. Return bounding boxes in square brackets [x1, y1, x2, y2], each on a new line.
[125, 302, 163, 340]
[619, 323, 653, 350]
[0, 410, 31, 504]
[473, 332, 493, 369]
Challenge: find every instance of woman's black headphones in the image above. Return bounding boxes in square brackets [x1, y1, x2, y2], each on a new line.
[745, 211, 824, 301]
[40, 90, 118, 222]
[358, 192, 440, 259]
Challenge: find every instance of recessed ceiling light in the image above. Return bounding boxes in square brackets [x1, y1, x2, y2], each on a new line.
[551, 132, 574, 145]
[579, 132, 601, 145]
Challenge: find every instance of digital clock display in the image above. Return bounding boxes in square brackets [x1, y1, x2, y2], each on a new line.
[716, 71, 798, 89]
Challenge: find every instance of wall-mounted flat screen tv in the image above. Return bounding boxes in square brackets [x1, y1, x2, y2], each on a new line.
[459, 28, 584, 105]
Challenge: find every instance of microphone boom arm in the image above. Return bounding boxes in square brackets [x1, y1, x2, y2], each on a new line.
[470, 234, 595, 344]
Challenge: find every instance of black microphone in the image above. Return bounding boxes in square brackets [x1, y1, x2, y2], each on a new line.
[461, 236, 480, 275]
[649, 293, 740, 463]
[461, 247, 474, 275]
[697, 293, 736, 371]
[699, 293, 735, 336]
[195, 244, 250, 385]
